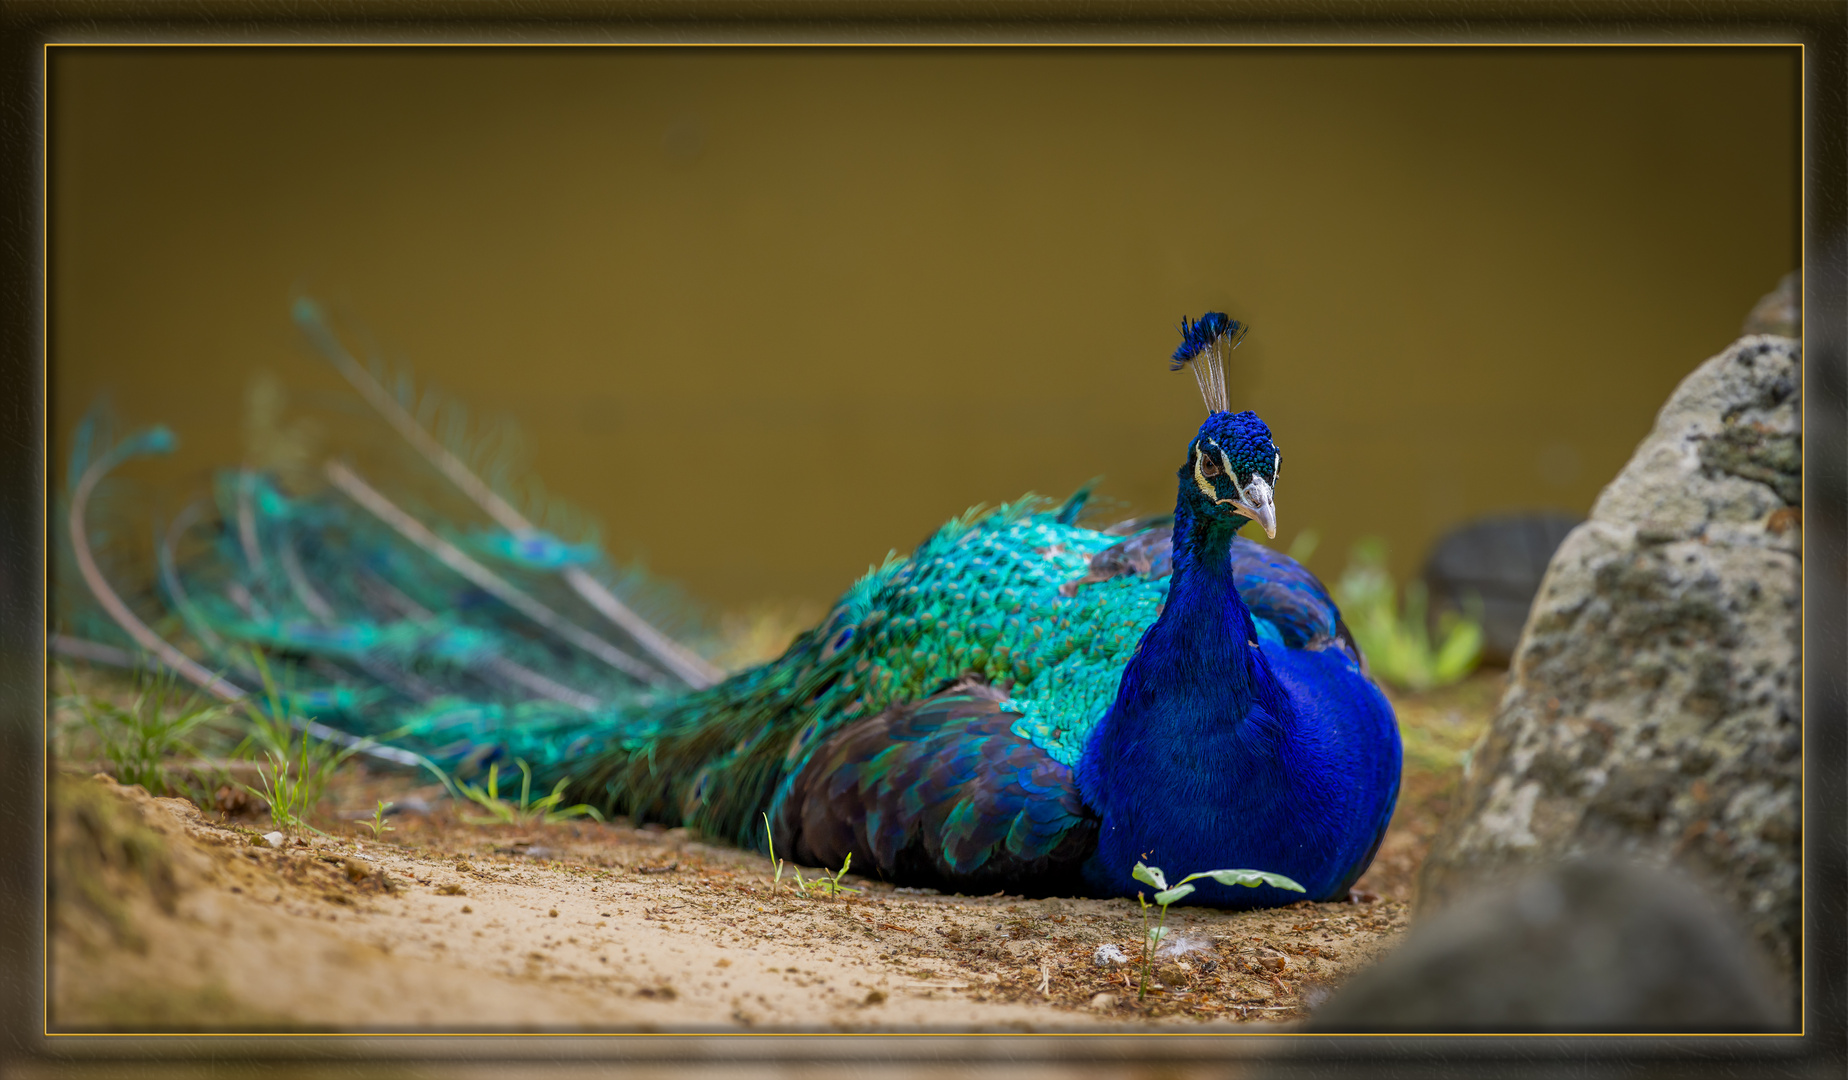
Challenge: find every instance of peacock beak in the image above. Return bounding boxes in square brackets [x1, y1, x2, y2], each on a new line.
[1232, 475, 1277, 539]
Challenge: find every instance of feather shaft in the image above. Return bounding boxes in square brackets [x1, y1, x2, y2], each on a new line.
[324, 459, 665, 686]
[49, 630, 430, 770]
[70, 451, 245, 702]
[295, 299, 720, 689]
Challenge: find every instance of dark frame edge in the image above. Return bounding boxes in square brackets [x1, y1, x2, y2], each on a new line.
[3, 3, 1842, 1079]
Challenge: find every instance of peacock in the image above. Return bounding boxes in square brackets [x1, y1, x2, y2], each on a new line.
[57, 304, 1401, 907]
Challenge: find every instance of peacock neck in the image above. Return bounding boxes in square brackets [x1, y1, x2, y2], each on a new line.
[1120, 495, 1288, 731]
[1075, 487, 1302, 891]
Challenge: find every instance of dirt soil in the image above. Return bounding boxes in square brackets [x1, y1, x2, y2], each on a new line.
[46, 670, 1503, 1034]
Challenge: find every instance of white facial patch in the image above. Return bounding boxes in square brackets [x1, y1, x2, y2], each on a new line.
[1192, 447, 1237, 506]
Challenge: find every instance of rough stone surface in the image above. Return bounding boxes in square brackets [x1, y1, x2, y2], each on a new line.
[1418, 334, 1801, 986]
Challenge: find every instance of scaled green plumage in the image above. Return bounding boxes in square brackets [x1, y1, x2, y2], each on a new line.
[565, 495, 1172, 849]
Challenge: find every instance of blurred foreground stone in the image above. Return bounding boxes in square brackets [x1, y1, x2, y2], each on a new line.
[1311, 858, 1786, 1032]
[1419, 330, 1801, 990]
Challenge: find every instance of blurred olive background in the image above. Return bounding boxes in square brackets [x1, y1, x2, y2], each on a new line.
[50, 45, 1798, 616]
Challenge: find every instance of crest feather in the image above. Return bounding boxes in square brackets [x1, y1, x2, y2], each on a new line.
[1169, 312, 1247, 414]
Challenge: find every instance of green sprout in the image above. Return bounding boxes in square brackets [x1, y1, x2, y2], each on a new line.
[1130, 861, 1305, 1002]
[367, 799, 395, 841]
[763, 812, 793, 897]
[456, 759, 603, 828]
[820, 852, 858, 900]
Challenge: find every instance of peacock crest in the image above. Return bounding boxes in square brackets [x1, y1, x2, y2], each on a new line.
[1169, 311, 1248, 414]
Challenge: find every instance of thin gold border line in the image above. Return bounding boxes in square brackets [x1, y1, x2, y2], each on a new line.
[37, 41, 1815, 47]
[1788, 32, 1801, 1041]
[1796, 29, 1808, 1045]
[39, 33, 48, 1052]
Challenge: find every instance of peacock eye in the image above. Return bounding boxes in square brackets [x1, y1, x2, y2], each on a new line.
[1197, 451, 1223, 479]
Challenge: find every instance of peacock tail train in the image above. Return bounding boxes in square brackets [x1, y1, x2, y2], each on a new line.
[56, 301, 1399, 906]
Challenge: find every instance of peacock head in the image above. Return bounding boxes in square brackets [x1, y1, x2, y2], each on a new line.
[1170, 312, 1278, 538]
[1181, 410, 1279, 539]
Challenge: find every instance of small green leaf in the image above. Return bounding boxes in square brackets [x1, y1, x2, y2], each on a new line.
[1152, 883, 1195, 906]
[1131, 862, 1168, 891]
[1183, 868, 1308, 893]
[1147, 925, 1168, 946]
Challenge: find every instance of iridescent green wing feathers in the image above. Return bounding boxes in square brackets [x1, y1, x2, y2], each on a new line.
[566, 496, 1172, 848]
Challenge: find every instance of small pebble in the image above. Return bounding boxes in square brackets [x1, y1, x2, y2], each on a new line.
[1092, 943, 1129, 966]
[1089, 992, 1117, 1011]
[262, 831, 285, 848]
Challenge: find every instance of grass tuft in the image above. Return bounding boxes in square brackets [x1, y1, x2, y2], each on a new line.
[230, 653, 358, 835]
[456, 759, 603, 828]
[53, 664, 232, 803]
[761, 812, 856, 900]
[1334, 537, 1482, 691]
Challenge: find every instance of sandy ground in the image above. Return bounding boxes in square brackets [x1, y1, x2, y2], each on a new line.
[44, 670, 1501, 1035]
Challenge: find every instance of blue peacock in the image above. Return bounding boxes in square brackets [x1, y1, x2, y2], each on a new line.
[58, 304, 1401, 907]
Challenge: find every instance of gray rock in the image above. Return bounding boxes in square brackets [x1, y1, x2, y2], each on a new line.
[1311, 858, 1787, 1032]
[1422, 513, 1584, 665]
[1419, 334, 1801, 994]
[1741, 270, 1801, 338]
